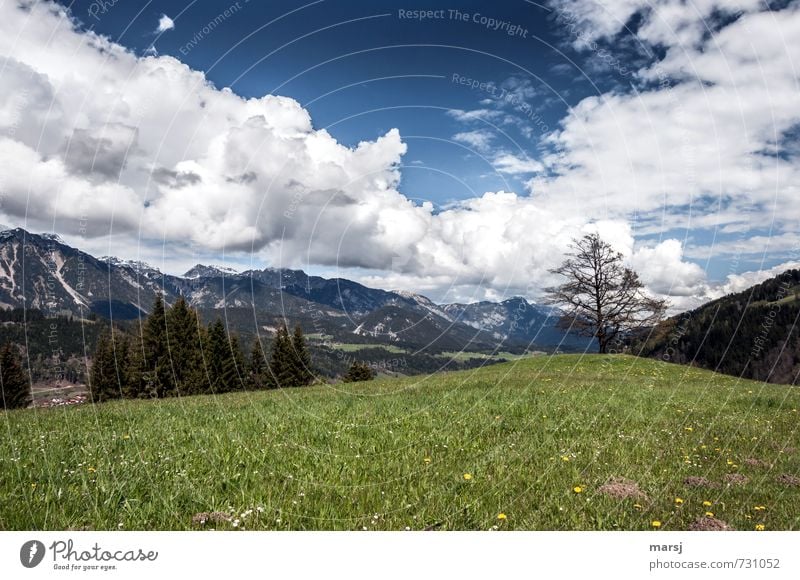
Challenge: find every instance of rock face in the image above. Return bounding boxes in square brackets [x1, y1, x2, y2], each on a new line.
[443, 297, 594, 349]
[0, 227, 590, 352]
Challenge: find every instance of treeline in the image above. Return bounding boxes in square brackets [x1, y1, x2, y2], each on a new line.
[0, 308, 46, 323]
[0, 310, 101, 383]
[90, 295, 315, 403]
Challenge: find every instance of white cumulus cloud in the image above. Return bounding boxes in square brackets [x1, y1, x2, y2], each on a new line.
[156, 14, 175, 33]
[1, 0, 798, 310]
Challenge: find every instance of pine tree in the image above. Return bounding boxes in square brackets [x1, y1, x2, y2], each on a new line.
[290, 325, 314, 386]
[165, 296, 204, 395]
[343, 361, 375, 383]
[90, 328, 122, 403]
[248, 338, 270, 390]
[0, 342, 30, 410]
[142, 294, 171, 397]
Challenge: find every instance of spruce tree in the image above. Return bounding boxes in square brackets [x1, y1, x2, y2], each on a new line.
[268, 324, 293, 388]
[248, 338, 269, 390]
[343, 361, 376, 383]
[165, 296, 204, 395]
[116, 334, 130, 395]
[90, 328, 121, 403]
[0, 342, 30, 410]
[221, 334, 245, 392]
[206, 319, 229, 393]
[142, 294, 171, 397]
[124, 333, 147, 398]
[290, 325, 314, 386]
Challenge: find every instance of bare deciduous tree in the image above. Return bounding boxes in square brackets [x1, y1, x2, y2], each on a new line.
[546, 233, 667, 353]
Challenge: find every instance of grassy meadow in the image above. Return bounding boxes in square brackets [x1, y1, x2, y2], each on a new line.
[1, 354, 799, 531]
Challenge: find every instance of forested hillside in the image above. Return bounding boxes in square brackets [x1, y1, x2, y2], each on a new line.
[636, 270, 800, 384]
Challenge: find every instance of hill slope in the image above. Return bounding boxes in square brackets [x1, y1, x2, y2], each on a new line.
[2, 355, 798, 531]
[636, 269, 800, 384]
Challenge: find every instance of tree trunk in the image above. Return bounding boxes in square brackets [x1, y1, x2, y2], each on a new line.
[598, 333, 607, 354]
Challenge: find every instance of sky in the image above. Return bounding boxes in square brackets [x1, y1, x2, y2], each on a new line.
[0, 0, 799, 310]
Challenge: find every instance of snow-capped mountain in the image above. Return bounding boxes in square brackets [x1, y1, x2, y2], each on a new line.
[0, 228, 589, 351]
[183, 264, 240, 279]
[443, 297, 591, 348]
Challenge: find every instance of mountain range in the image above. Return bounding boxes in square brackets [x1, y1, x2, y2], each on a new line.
[4, 227, 799, 385]
[0, 227, 589, 357]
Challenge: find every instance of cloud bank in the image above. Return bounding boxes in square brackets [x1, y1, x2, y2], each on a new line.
[0, 1, 798, 309]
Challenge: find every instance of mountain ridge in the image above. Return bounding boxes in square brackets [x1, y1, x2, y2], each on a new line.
[0, 227, 587, 353]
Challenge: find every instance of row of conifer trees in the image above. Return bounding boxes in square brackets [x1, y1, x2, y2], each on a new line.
[89, 295, 314, 403]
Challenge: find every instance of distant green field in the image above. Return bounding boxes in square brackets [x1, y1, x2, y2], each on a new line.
[2, 355, 799, 531]
[330, 342, 407, 353]
[440, 350, 532, 361]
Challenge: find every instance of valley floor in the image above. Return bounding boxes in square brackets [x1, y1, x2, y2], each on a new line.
[1, 355, 799, 531]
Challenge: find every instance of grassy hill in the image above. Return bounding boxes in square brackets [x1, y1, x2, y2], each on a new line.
[1, 355, 799, 531]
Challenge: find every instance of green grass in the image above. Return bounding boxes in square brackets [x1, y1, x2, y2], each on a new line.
[2, 355, 799, 531]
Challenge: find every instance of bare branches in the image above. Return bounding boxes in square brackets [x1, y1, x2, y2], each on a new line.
[545, 233, 668, 353]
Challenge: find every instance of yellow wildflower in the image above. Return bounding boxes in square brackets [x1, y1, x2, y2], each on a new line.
[674, 498, 684, 505]
[497, 513, 507, 520]
[573, 486, 583, 494]
[423, 457, 432, 464]
[702, 501, 712, 507]
[463, 473, 472, 481]
[755, 524, 765, 531]
[705, 511, 714, 517]
[651, 520, 662, 528]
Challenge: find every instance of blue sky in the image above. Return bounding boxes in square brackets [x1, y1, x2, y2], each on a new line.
[70, 0, 591, 205]
[2, 1, 800, 308]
